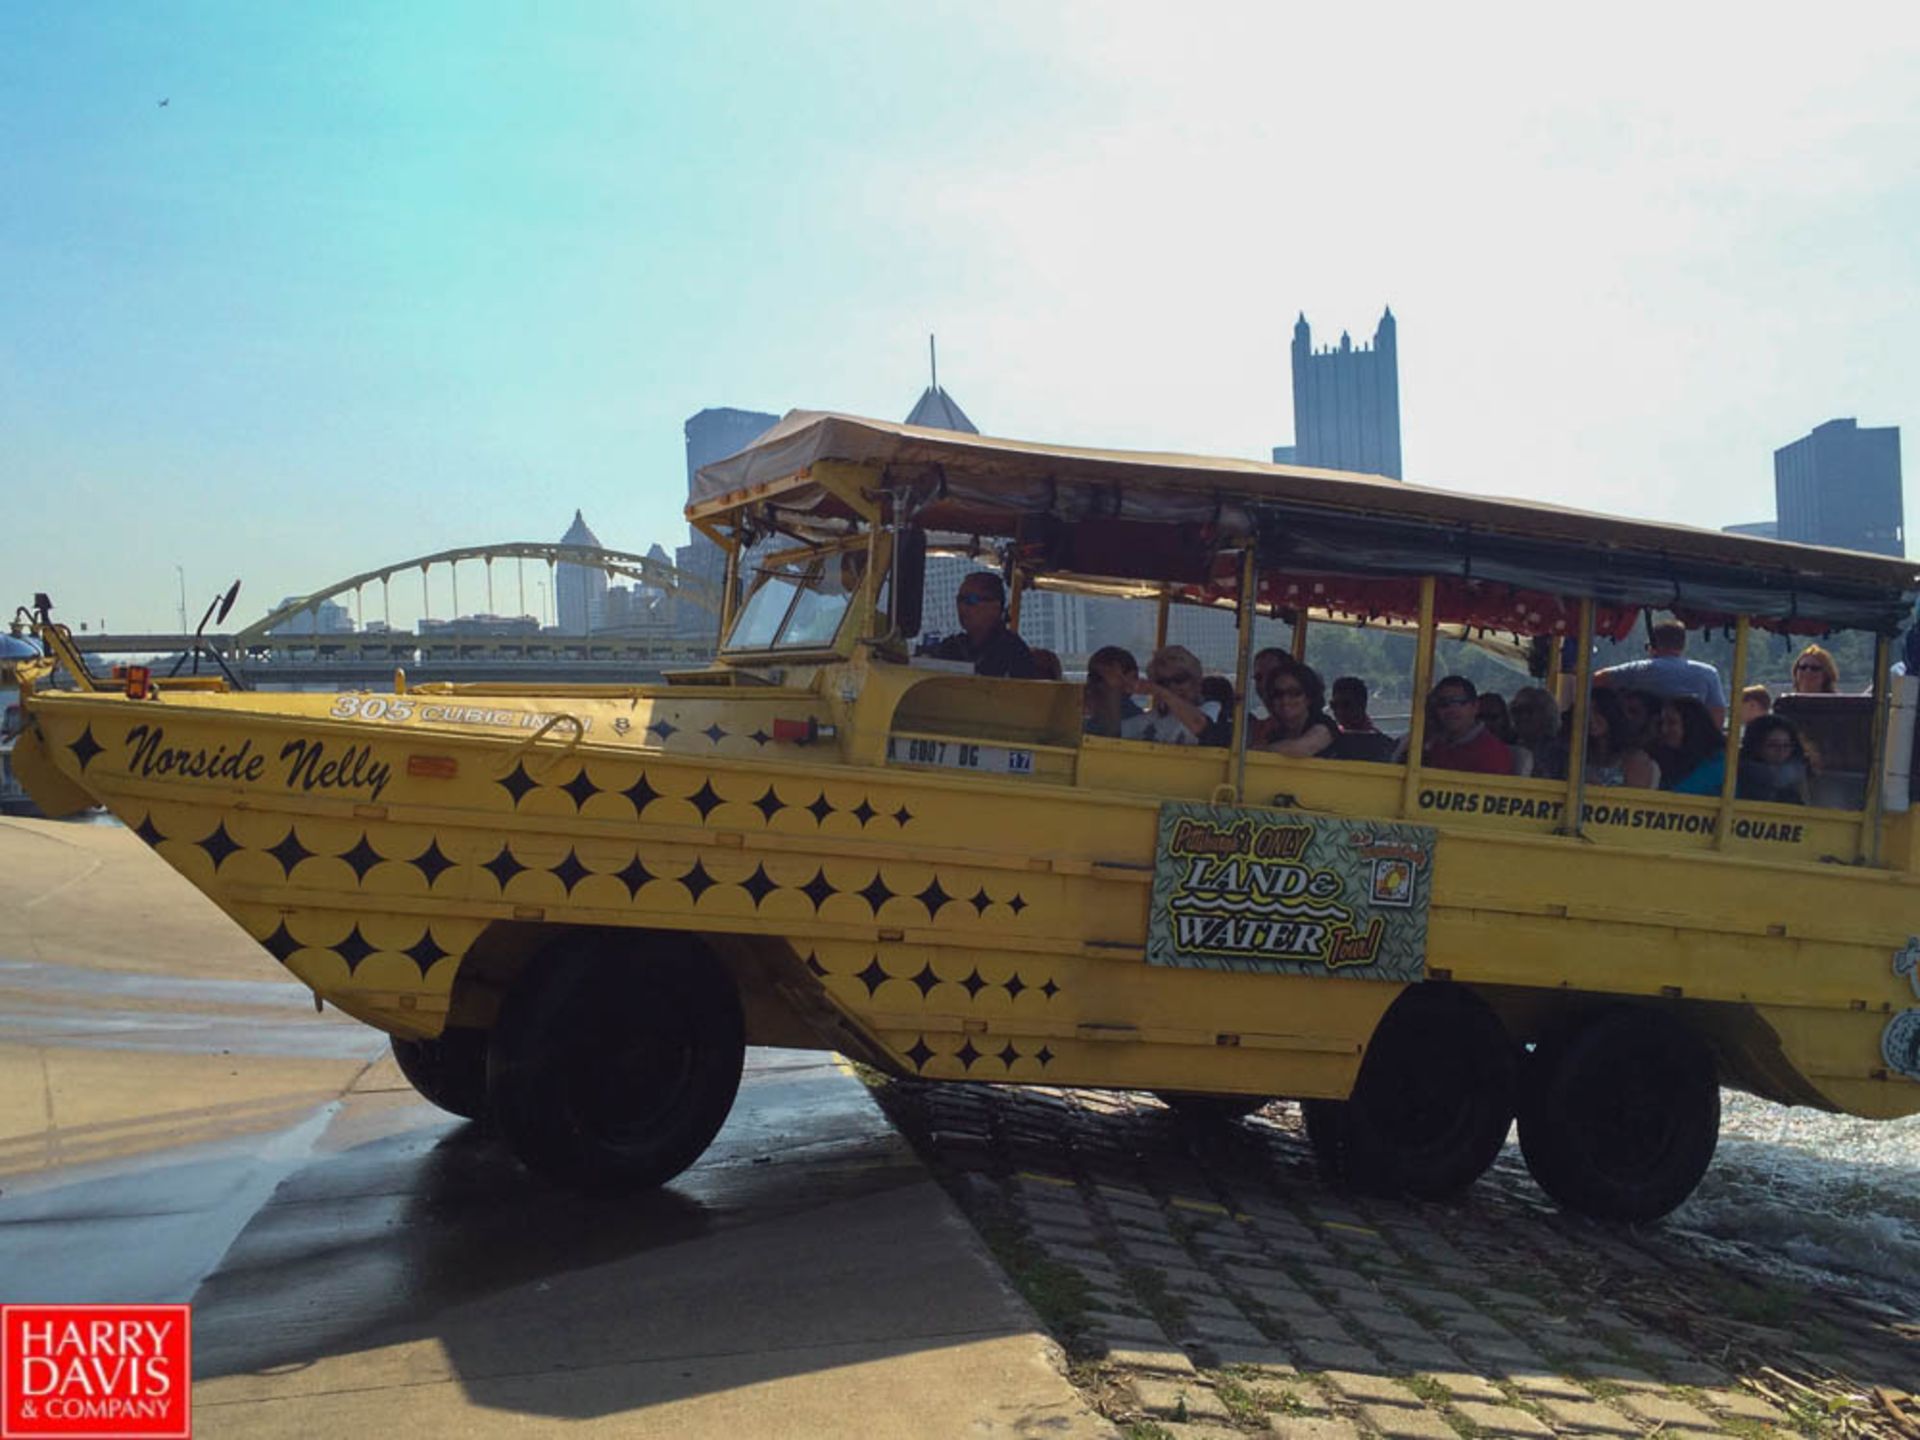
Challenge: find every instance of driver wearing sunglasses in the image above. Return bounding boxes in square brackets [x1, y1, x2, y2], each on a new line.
[919, 571, 1040, 678]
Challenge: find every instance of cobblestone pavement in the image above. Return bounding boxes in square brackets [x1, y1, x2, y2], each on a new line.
[870, 1081, 1920, 1440]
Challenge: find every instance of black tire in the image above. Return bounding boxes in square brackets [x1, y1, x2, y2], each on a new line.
[390, 1027, 490, 1120]
[487, 939, 745, 1190]
[1518, 1007, 1719, 1223]
[1155, 1091, 1269, 1122]
[1314, 985, 1517, 1199]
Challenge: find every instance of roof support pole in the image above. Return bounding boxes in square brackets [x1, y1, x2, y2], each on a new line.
[1291, 609, 1309, 661]
[1008, 567, 1025, 632]
[720, 539, 741, 641]
[1862, 630, 1893, 866]
[1714, 616, 1749, 851]
[1226, 546, 1259, 804]
[1561, 598, 1595, 838]
[1398, 576, 1437, 819]
[1154, 590, 1170, 653]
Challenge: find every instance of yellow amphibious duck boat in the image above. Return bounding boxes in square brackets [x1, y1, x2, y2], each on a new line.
[12, 411, 1920, 1221]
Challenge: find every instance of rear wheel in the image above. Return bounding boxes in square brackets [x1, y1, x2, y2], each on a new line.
[390, 1027, 489, 1120]
[1518, 1007, 1718, 1223]
[1308, 985, 1517, 1199]
[487, 939, 745, 1190]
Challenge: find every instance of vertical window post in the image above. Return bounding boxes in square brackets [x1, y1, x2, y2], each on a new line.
[1561, 599, 1595, 838]
[1008, 567, 1025, 633]
[1291, 609, 1310, 661]
[1154, 589, 1171, 652]
[1714, 616, 1749, 850]
[1398, 576, 1437, 819]
[720, 539, 741, 635]
[1228, 546, 1259, 803]
[1862, 631, 1894, 866]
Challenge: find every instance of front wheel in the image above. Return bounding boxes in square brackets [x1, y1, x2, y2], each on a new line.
[1308, 985, 1517, 1199]
[487, 939, 745, 1190]
[1518, 1007, 1718, 1223]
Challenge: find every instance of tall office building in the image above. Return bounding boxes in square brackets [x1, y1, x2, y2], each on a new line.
[1272, 309, 1403, 480]
[678, 407, 781, 641]
[1774, 418, 1904, 557]
[555, 510, 607, 634]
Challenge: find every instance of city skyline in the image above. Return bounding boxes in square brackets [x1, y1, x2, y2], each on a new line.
[6, 5, 1916, 631]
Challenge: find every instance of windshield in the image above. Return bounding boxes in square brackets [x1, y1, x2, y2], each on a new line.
[723, 549, 865, 652]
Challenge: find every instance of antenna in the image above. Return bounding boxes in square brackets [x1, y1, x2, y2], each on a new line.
[929, 334, 937, 392]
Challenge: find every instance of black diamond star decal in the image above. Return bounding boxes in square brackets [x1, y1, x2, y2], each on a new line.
[408, 838, 454, 885]
[496, 762, 539, 805]
[614, 855, 654, 899]
[956, 1038, 981, 1071]
[403, 930, 450, 975]
[806, 793, 835, 824]
[893, 806, 913, 826]
[1004, 973, 1027, 1000]
[681, 858, 716, 902]
[998, 1042, 1020, 1069]
[265, 827, 312, 878]
[1008, 893, 1028, 915]
[917, 877, 953, 916]
[969, 887, 992, 916]
[1041, 978, 1060, 1000]
[799, 869, 835, 910]
[68, 725, 105, 771]
[752, 785, 785, 821]
[749, 729, 771, 747]
[851, 799, 877, 826]
[551, 848, 592, 894]
[740, 864, 778, 906]
[857, 872, 895, 914]
[804, 951, 827, 978]
[561, 767, 599, 810]
[334, 924, 377, 972]
[196, 820, 242, 870]
[960, 968, 987, 999]
[646, 718, 678, 741]
[261, 921, 301, 961]
[482, 844, 526, 889]
[132, 813, 164, 847]
[909, 961, 939, 998]
[702, 722, 728, 744]
[339, 835, 383, 882]
[623, 772, 659, 815]
[1036, 1045, 1054, 1067]
[687, 780, 724, 820]
[905, 1036, 934, 1071]
[855, 957, 889, 996]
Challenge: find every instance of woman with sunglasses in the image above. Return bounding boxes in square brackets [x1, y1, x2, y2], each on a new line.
[1120, 645, 1219, 745]
[1259, 657, 1337, 758]
[1791, 644, 1838, 695]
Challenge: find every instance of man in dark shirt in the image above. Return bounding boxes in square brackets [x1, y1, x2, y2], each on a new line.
[922, 572, 1039, 678]
[1327, 675, 1398, 762]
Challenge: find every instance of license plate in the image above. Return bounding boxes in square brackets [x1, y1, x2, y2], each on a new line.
[887, 736, 1035, 774]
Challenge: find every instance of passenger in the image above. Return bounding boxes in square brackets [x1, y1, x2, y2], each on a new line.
[1615, 688, 1660, 753]
[1031, 648, 1064, 682]
[1122, 645, 1219, 745]
[921, 572, 1039, 678]
[1476, 692, 1518, 744]
[1425, 676, 1516, 775]
[1199, 676, 1237, 747]
[1738, 715, 1813, 804]
[1594, 618, 1729, 727]
[1792, 643, 1839, 695]
[1585, 688, 1661, 790]
[1507, 686, 1565, 780]
[1246, 646, 1290, 745]
[1259, 657, 1338, 758]
[1652, 696, 1725, 794]
[1327, 676, 1397, 762]
[1740, 683, 1772, 725]
[1083, 645, 1142, 737]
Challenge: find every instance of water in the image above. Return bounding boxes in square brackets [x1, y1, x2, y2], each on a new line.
[1665, 1091, 1920, 1308]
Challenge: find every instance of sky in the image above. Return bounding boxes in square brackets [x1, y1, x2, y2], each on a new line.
[5, 2, 1918, 632]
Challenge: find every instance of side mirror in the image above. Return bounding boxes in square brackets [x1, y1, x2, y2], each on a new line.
[893, 527, 926, 640]
[215, 580, 241, 626]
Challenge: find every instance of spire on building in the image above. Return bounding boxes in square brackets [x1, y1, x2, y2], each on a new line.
[560, 509, 602, 549]
[905, 333, 979, 434]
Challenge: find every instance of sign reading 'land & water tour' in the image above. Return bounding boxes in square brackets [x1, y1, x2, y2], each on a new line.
[1147, 804, 1436, 979]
